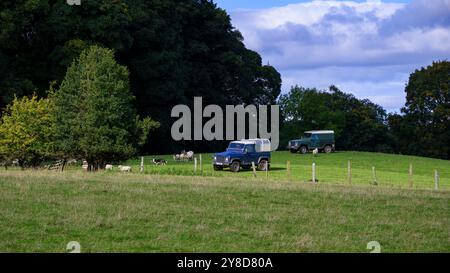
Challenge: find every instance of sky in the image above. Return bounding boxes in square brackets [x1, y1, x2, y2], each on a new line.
[214, 0, 450, 112]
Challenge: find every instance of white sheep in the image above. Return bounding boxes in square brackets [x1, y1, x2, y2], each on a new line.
[185, 151, 194, 160]
[312, 148, 319, 156]
[118, 165, 132, 172]
[105, 164, 113, 171]
[82, 160, 88, 170]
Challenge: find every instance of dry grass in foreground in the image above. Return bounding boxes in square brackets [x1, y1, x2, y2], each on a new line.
[0, 171, 448, 252]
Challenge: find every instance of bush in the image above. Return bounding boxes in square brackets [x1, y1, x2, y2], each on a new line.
[0, 95, 55, 168]
[51, 45, 159, 170]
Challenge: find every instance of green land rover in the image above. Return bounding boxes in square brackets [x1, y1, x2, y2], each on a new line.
[287, 130, 335, 154]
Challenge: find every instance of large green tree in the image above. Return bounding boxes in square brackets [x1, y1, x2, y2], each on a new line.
[0, 0, 281, 153]
[389, 61, 450, 159]
[51, 45, 159, 170]
[0, 94, 55, 168]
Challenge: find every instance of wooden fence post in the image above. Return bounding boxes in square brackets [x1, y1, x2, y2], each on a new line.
[251, 162, 257, 178]
[347, 160, 352, 185]
[194, 157, 198, 174]
[372, 166, 378, 185]
[287, 161, 291, 180]
[434, 169, 439, 190]
[312, 162, 316, 184]
[140, 156, 144, 173]
[409, 163, 413, 189]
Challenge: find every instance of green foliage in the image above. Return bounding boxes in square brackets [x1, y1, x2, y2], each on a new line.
[135, 117, 160, 147]
[389, 61, 450, 159]
[0, 95, 55, 167]
[51, 45, 158, 169]
[279, 85, 390, 152]
[0, 0, 281, 153]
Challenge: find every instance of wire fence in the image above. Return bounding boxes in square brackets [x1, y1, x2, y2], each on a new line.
[3, 155, 448, 191]
[128, 156, 450, 191]
[284, 163, 449, 190]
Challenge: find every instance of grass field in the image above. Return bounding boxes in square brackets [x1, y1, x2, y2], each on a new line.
[0, 151, 449, 252]
[122, 151, 450, 190]
[0, 171, 448, 252]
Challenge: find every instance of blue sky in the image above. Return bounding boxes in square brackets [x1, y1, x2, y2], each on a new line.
[213, 0, 450, 112]
[215, 0, 411, 10]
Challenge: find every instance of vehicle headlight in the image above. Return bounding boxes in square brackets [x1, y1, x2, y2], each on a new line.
[225, 157, 229, 162]
[214, 156, 217, 161]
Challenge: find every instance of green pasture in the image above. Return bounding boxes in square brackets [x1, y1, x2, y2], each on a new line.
[119, 151, 450, 190]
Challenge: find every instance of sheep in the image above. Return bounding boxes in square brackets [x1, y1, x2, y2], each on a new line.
[105, 164, 113, 171]
[173, 150, 194, 161]
[82, 160, 88, 170]
[118, 165, 132, 172]
[312, 148, 319, 156]
[185, 151, 194, 161]
[67, 159, 77, 165]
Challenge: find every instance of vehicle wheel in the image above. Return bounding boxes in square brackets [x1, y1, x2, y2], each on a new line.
[230, 161, 240, 172]
[213, 165, 223, 171]
[258, 160, 269, 171]
[323, 145, 332, 154]
[299, 146, 308, 154]
[290, 149, 297, 153]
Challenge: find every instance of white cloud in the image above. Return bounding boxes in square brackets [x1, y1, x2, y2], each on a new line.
[229, 0, 450, 111]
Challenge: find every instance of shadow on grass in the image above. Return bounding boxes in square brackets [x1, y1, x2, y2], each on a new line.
[238, 166, 286, 172]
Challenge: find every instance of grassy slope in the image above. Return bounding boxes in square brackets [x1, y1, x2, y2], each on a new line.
[0, 171, 448, 252]
[121, 151, 450, 190]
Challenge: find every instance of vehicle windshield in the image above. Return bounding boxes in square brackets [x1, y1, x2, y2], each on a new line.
[245, 144, 256, 153]
[227, 142, 245, 151]
[303, 133, 312, 138]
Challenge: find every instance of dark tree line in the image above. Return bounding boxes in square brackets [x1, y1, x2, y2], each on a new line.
[0, 1, 448, 159]
[0, 0, 281, 154]
[279, 85, 391, 153]
[279, 61, 450, 160]
[388, 61, 450, 159]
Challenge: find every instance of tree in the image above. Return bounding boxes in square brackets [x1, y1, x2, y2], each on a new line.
[279, 86, 343, 144]
[389, 61, 450, 159]
[279, 85, 391, 152]
[0, 95, 55, 168]
[51, 45, 159, 170]
[0, 0, 281, 153]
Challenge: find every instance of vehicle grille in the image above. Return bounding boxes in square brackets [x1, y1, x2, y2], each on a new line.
[215, 155, 226, 164]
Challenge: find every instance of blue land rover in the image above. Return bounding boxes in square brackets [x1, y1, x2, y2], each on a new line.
[213, 139, 271, 172]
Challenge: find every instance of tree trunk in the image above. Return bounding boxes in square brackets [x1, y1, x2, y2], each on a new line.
[61, 159, 67, 172]
[19, 160, 25, 170]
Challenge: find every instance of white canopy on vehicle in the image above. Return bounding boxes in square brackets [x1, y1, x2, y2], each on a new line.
[230, 138, 271, 152]
[304, 130, 334, 134]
